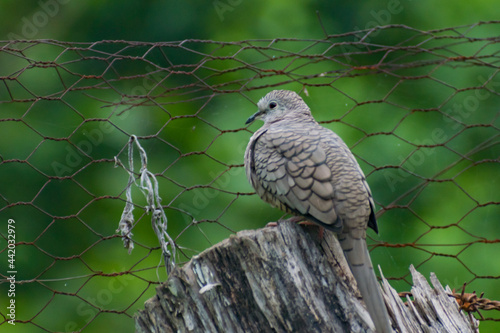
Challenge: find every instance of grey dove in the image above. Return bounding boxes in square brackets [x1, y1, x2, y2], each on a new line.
[244, 90, 392, 332]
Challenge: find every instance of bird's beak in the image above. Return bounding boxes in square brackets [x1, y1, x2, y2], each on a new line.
[245, 110, 260, 124]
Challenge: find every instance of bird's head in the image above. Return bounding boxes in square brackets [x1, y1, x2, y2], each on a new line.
[245, 90, 312, 125]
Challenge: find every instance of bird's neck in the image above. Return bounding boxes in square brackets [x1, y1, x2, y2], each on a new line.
[268, 114, 317, 127]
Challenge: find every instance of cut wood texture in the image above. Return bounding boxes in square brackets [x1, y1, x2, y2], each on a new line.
[135, 221, 478, 333]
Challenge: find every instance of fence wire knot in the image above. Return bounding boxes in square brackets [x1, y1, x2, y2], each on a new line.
[115, 135, 176, 273]
[452, 283, 500, 320]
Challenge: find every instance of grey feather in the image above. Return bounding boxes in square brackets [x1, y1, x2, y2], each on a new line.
[245, 90, 392, 332]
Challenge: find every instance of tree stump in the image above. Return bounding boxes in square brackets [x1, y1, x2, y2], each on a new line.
[135, 221, 478, 333]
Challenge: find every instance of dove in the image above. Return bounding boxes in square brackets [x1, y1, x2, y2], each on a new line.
[244, 90, 392, 332]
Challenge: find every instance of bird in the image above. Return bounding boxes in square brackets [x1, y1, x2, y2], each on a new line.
[244, 90, 392, 332]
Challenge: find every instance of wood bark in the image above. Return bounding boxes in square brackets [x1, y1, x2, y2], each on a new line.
[135, 221, 478, 333]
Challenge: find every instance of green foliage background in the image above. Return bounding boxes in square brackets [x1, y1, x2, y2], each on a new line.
[0, 1, 499, 332]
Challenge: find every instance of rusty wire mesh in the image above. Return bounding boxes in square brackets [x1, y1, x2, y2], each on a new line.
[0, 22, 499, 332]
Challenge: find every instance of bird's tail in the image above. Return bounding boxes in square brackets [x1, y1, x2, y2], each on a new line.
[340, 233, 393, 332]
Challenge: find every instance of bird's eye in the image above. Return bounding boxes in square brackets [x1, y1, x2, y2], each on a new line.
[269, 102, 277, 109]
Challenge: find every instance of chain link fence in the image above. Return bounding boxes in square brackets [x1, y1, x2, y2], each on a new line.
[0, 22, 499, 332]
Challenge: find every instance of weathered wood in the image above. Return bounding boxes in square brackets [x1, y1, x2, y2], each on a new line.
[135, 221, 478, 333]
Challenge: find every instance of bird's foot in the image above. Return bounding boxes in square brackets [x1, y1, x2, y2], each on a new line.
[274, 216, 321, 227]
[298, 222, 325, 239]
[281, 216, 304, 223]
[267, 216, 324, 239]
[266, 216, 303, 227]
[294, 219, 325, 240]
